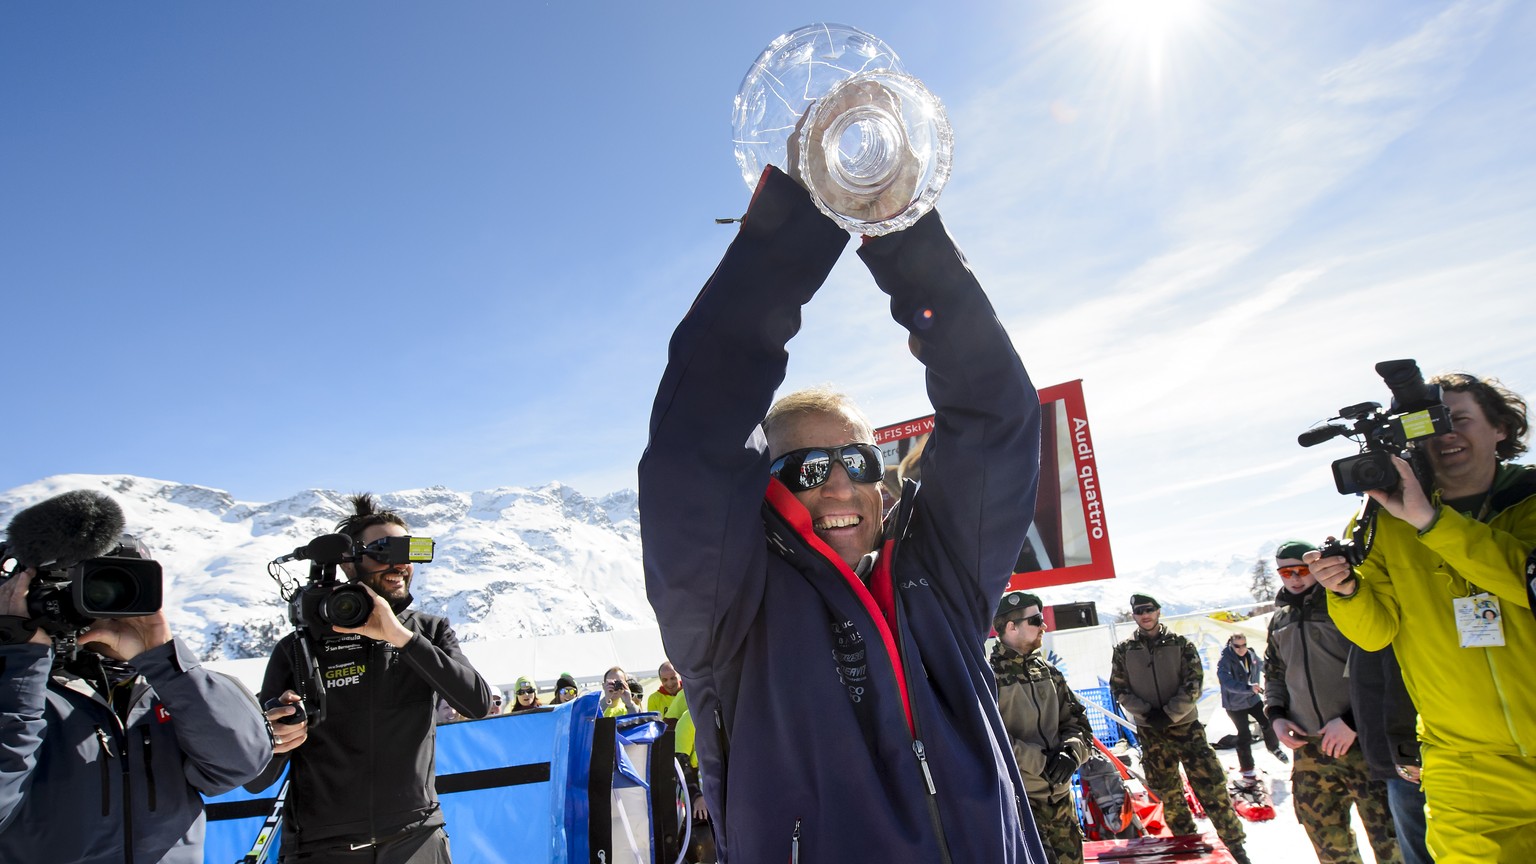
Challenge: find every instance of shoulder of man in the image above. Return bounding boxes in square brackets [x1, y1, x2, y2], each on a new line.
[1490, 463, 1536, 512]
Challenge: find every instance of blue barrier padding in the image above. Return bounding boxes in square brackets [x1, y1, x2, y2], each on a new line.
[435, 709, 560, 864]
[204, 692, 657, 864]
[202, 767, 287, 864]
[551, 692, 602, 864]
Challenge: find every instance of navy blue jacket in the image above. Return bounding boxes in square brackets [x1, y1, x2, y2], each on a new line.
[639, 167, 1045, 864]
[1216, 643, 1263, 711]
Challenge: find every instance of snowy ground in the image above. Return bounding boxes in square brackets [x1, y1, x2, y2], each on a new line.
[1171, 741, 1392, 864]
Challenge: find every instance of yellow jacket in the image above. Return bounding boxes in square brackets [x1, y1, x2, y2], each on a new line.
[1327, 463, 1536, 756]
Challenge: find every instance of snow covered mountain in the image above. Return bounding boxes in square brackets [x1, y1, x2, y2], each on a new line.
[1, 473, 1294, 663]
[0, 474, 648, 661]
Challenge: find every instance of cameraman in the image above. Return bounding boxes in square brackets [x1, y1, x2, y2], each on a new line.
[246, 494, 493, 863]
[0, 567, 272, 864]
[1308, 373, 1536, 864]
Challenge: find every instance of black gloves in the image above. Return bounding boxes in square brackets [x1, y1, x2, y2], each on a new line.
[1043, 749, 1079, 786]
[1145, 708, 1173, 731]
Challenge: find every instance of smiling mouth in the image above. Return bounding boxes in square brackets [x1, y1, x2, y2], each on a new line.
[814, 514, 862, 530]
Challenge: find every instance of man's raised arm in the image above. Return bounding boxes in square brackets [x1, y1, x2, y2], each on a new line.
[639, 168, 848, 672]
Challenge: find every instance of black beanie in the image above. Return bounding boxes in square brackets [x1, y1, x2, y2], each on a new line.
[994, 591, 1043, 627]
[1129, 593, 1160, 610]
[556, 672, 577, 691]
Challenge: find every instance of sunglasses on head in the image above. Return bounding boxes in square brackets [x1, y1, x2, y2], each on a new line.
[769, 444, 884, 493]
[1278, 565, 1311, 579]
[1132, 605, 1158, 616]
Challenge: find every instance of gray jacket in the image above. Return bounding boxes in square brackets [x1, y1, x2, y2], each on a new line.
[1109, 625, 1202, 727]
[0, 639, 272, 864]
[1264, 584, 1355, 734]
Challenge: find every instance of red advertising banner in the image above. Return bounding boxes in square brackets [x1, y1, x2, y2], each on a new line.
[873, 379, 1115, 590]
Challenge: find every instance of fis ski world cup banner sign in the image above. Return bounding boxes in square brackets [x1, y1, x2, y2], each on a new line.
[874, 379, 1114, 590]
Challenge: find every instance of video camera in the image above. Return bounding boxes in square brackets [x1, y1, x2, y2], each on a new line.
[274, 532, 434, 641]
[1298, 359, 1452, 495]
[0, 491, 163, 655]
[265, 531, 435, 728]
[1297, 359, 1453, 565]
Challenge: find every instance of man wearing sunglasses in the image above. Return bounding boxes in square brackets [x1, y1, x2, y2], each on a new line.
[1109, 594, 1250, 864]
[991, 592, 1093, 864]
[1265, 542, 1400, 864]
[248, 494, 493, 864]
[640, 165, 1045, 863]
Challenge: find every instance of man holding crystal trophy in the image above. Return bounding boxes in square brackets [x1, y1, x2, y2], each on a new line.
[640, 24, 1051, 864]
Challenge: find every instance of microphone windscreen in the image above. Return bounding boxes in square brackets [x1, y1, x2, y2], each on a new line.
[4, 490, 128, 568]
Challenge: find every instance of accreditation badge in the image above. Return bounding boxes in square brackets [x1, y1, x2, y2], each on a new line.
[1453, 593, 1505, 648]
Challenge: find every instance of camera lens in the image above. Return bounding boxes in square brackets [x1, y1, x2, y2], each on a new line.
[319, 584, 373, 628]
[80, 566, 140, 614]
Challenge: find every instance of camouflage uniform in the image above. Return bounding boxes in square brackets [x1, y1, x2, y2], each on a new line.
[1266, 583, 1401, 864]
[1110, 626, 1246, 852]
[1290, 741, 1400, 864]
[991, 641, 1093, 864]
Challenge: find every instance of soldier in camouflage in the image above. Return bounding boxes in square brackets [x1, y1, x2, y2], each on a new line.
[1267, 541, 1400, 864]
[1109, 594, 1250, 864]
[991, 591, 1094, 864]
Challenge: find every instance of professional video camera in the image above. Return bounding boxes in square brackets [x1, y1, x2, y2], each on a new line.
[0, 491, 163, 654]
[264, 531, 435, 728]
[1298, 359, 1453, 495]
[1297, 359, 1453, 565]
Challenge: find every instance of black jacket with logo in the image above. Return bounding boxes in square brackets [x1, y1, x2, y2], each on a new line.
[247, 609, 492, 852]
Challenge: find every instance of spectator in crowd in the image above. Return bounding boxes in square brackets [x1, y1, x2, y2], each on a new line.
[508, 676, 542, 712]
[648, 660, 682, 716]
[1216, 632, 1285, 781]
[1110, 594, 1250, 864]
[249, 493, 494, 863]
[1309, 373, 1536, 863]
[639, 161, 1047, 862]
[491, 690, 505, 714]
[992, 591, 1093, 864]
[601, 666, 640, 717]
[1350, 645, 1431, 864]
[0, 560, 271, 864]
[1266, 541, 1399, 864]
[550, 672, 579, 705]
[437, 695, 463, 724]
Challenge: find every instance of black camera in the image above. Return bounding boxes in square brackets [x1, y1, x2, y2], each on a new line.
[24, 537, 163, 635]
[275, 533, 435, 641]
[1298, 359, 1453, 495]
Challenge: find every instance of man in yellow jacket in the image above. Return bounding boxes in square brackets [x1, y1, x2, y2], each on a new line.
[1309, 373, 1536, 864]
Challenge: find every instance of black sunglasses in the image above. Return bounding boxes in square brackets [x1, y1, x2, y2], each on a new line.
[1019, 613, 1046, 627]
[516, 687, 535, 695]
[769, 444, 885, 493]
[1132, 605, 1158, 615]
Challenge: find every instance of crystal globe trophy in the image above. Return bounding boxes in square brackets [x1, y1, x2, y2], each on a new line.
[731, 23, 953, 236]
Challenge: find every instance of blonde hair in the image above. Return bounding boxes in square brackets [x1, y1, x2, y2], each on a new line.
[763, 386, 875, 451]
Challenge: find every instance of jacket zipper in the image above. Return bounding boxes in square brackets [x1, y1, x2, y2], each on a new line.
[1298, 594, 1324, 729]
[886, 488, 956, 864]
[713, 707, 730, 849]
[94, 726, 114, 818]
[141, 727, 157, 811]
[790, 817, 801, 863]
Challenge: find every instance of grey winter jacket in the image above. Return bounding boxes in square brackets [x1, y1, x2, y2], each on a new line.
[1264, 584, 1355, 734]
[0, 638, 272, 864]
[1109, 626, 1202, 727]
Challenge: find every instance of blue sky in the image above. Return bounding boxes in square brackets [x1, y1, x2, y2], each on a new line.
[4, 1, 1533, 570]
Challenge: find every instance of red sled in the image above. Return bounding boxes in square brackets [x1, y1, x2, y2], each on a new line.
[1084, 831, 1243, 863]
